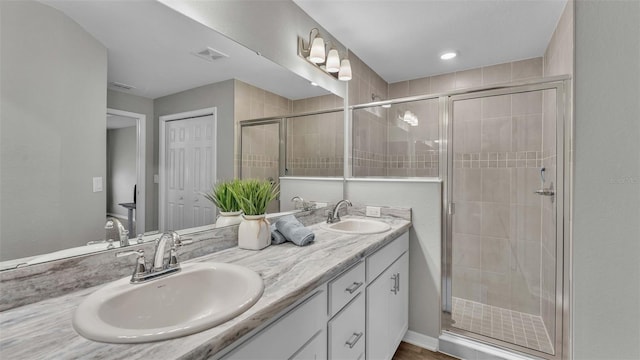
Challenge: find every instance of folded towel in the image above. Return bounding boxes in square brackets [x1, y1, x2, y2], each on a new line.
[270, 223, 287, 245]
[275, 215, 315, 246]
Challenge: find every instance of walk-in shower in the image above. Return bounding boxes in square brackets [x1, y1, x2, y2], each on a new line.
[350, 77, 570, 360]
[442, 79, 570, 359]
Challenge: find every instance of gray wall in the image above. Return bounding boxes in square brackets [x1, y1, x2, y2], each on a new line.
[106, 90, 156, 231]
[345, 181, 442, 341]
[0, 1, 107, 260]
[106, 127, 137, 217]
[574, 1, 640, 359]
[154, 80, 235, 183]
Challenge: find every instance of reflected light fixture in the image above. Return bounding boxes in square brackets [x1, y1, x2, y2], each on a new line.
[401, 110, 419, 126]
[440, 52, 457, 60]
[298, 28, 352, 81]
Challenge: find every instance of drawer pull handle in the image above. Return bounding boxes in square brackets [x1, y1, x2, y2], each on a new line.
[345, 281, 363, 294]
[345, 332, 363, 348]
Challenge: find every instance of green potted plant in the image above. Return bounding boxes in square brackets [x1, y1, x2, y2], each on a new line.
[236, 179, 279, 250]
[203, 179, 244, 228]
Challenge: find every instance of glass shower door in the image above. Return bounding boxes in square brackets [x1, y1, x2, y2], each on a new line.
[444, 83, 565, 358]
[240, 120, 283, 213]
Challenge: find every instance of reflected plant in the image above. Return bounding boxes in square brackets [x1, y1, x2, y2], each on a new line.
[235, 179, 279, 216]
[202, 179, 243, 213]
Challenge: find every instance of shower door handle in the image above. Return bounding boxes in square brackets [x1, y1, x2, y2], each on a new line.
[534, 188, 555, 196]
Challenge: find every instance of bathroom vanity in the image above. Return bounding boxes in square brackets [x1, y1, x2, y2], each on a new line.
[0, 213, 411, 360]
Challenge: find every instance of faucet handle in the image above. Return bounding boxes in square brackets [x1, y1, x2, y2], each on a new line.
[168, 238, 192, 267]
[116, 249, 147, 282]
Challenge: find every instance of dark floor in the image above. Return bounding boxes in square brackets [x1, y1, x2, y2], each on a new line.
[393, 342, 459, 360]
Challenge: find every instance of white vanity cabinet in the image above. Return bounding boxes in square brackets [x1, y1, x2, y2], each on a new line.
[366, 233, 409, 360]
[221, 231, 409, 360]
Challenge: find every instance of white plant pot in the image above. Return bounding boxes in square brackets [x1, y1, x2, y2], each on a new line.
[215, 211, 243, 228]
[238, 214, 271, 250]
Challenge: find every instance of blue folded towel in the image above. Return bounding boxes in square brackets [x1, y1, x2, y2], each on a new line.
[275, 215, 315, 246]
[271, 223, 287, 245]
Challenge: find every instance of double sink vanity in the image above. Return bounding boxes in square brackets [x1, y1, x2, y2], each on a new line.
[0, 206, 411, 360]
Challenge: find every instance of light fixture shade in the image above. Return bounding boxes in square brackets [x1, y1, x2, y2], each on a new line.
[338, 59, 352, 81]
[309, 37, 325, 63]
[326, 49, 340, 73]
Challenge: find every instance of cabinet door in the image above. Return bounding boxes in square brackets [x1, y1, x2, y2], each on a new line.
[366, 267, 394, 360]
[290, 330, 327, 360]
[389, 252, 409, 352]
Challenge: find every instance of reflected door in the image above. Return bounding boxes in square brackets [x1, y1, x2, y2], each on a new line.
[165, 115, 216, 230]
[446, 84, 564, 358]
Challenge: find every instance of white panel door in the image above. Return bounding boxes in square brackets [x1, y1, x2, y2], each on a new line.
[165, 115, 215, 230]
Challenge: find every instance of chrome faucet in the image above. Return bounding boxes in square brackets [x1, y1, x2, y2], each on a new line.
[327, 199, 352, 223]
[87, 217, 129, 249]
[106, 217, 129, 247]
[116, 231, 192, 283]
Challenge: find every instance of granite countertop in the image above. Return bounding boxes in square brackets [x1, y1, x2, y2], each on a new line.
[0, 216, 411, 360]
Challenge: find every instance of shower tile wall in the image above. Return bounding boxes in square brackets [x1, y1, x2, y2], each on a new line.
[234, 80, 292, 180]
[348, 53, 389, 176]
[287, 94, 344, 176]
[450, 58, 547, 318]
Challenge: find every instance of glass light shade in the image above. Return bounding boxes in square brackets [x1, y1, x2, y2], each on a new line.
[326, 49, 340, 73]
[309, 37, 325, 63]
[338, 59, 352, 81]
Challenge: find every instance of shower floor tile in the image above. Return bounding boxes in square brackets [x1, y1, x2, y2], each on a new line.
[451, 297, 554, 354]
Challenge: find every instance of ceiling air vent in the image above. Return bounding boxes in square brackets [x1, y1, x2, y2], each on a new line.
[109, 81, 135, 91]
[192, 47, 229, 62]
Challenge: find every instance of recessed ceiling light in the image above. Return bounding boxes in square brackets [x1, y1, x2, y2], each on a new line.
[440, 52, 457, 60]
[310, 81, 318, 86]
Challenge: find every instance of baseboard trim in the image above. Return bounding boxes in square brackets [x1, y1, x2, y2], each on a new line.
[402, 330, 439, 352]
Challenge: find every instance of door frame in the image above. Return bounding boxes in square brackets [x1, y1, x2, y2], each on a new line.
[159, 107, 216, 232]
[441, 80, 569, 360]
[106, 108, 146, 236]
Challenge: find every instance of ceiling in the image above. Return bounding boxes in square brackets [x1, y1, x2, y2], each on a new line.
[43, 0, 329, 100]
[106, 114, 137, 130]
[294, 0, 568, 83]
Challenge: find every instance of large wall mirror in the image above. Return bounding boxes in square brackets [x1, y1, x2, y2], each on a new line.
[0, 0, 344, 268]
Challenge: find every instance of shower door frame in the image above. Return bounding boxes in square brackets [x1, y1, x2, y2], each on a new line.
[441, 78, 571, 360]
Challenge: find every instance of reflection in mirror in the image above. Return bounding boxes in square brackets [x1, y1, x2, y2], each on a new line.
[352, 98, 440, 177]
[0, 0, 342, 269]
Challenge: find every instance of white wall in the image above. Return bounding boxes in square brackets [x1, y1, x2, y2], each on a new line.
[573, 1, 640, 359]
[0, 1, 107, 260]
[106, 127, 137, 217]
[345, 180, 442, 340]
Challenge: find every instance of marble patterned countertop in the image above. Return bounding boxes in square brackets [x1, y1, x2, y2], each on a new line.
[0, 215, 411, 360]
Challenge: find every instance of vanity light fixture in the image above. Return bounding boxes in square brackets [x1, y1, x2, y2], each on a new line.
[440, 52, 457, 60]
[298, 28, 352, 81]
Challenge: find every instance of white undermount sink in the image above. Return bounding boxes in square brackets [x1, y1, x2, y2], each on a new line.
[323, 218, 391, 234]
[73, 262, 264, 343]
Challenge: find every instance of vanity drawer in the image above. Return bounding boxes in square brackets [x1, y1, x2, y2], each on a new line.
[328, 293, 365, 360]
[223, 288, 326, 360]
[328, 261, 365, 317]
[366, 232, 409, 282]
